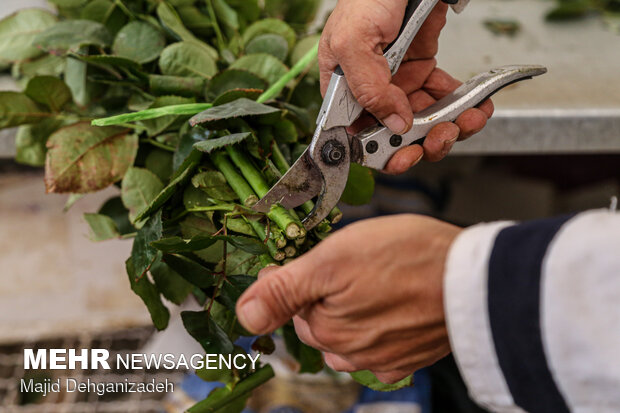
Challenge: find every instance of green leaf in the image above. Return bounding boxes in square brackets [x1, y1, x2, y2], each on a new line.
[220, 249, 262, 276]
[181, 310, 234, 354]
[282, 324, 324, 373]
[0, 92, 49, 129]
[227, 0, 260, 25]
[133, 150, 201, 223]
[180, 214, 224, 263]
[340, 163, 375, 206]
[126, 256, 170, 331]
[212, 0, 239, 30]
[265, 0, 320, 26]
[24, 76, 72, 112]
[45, 123, 138, 194]
[159, 41, 218, 79]
[149, 75, 205, 97]
[14, 55, 66, 80]
[84, 213, 120, 241]
[0, 9, 57, 63]
[64, 193, 85, 212]
[15, 118, 63, 167]
[193, 132, 252, 154]
[212, 88, 262, 106]
[121, 167, 165, 223]
[77, 54, 144, 75]
[206, 69, 267, 100]
[34, 20, 112, 54]
[98, 196, 134, 235]
[49, 0, 88, 7]
[219, 236, 269, 255]
[190, 98, 280, 127]
[350, 370, 413, 392]
[140, 95, 195, 136]
[174, 129, 212, 171]
[113, 21, 166, 64]
[151, 236, 218, 253]
[225, 217, 255, 236]
[157, 1, 196, 41]
[191, 170, 238, 200]
[65, 55, 90, 106]
[150, 259, 194, 305]
[242, 18, 295, 50]
[145, 149, 173, 182]
[177, 6, 213, 37]
[230, 53, 289, 85]
[291, 35, 320, 79]
[130, 210, 163, 281]
[218, 275, 255, 312]
[273, 119, 298, 144]
[183, 185, 216, 210]
[82, 1, 127, 36]
[163, 254, 217, 288]
[246, 34, 288, 62]
[156, 2, 218, 60]
[188, 365, 274, 413]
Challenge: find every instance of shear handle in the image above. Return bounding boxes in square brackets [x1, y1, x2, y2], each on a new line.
[382, 0, 440, 74]
[353, 65, 548, 170]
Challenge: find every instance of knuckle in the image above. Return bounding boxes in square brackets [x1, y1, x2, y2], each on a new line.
[329, 33, 350, 56]
[263, 270, 301, 316]
[355, 87, 384, 113]
[311, 323, 334, 347]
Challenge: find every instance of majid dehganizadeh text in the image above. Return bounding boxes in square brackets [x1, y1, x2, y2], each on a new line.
[20, 348, 260, 397]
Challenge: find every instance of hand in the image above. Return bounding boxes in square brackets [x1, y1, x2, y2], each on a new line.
[236, 215, 461, 383]
[319, 0, 493, 174]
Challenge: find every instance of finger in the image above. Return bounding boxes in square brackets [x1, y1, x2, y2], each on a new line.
[423, 67, 463, 100]
[391, 59, 437, 95]
[407, 89, 437, 112]
[236, 255, 331, 335]
[382, 145, 424, 175]
[477, 98, 495, 119]
[324, 353, 358, 372]
[347, 112, 377, 136]
[330, 21, 413, 133]
[454, 108, 488, 141]
[373, 369, 414, 384]
[293, 316, 328, 351]
[318, 33, 339, 96]
[422, 122, 460, 162]
[257, 265, 279, 280]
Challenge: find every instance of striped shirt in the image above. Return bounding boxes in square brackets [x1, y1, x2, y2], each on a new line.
[445, 209, 620, 413]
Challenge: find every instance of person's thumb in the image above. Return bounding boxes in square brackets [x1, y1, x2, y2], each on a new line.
[236, 259, 325, 335]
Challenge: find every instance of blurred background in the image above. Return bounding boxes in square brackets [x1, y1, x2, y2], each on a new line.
[0, 0, 619, 412]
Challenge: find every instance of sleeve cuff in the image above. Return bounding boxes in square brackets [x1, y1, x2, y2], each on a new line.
[443, 221, 526, 413]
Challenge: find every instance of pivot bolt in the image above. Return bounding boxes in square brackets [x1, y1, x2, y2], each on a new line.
[365, 140, 378, 154]
[390, 134, 403, 147]
[321, 140, 346, 165]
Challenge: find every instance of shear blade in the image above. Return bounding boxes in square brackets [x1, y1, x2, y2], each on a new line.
[252, 150, 323, 212]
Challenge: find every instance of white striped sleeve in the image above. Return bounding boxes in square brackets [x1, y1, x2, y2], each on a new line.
[443, 209, 620, 413]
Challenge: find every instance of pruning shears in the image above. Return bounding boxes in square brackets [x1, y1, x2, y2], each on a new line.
[253, 0, 547, 229]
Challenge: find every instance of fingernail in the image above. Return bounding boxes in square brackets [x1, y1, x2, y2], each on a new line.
[382, 114, 408, 135]
[442, 138, 457, 156]
[409, 153, 424, 168]
[238, 298, 270, 333]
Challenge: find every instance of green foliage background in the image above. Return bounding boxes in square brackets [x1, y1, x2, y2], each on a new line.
[0, 0, 384, 409]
